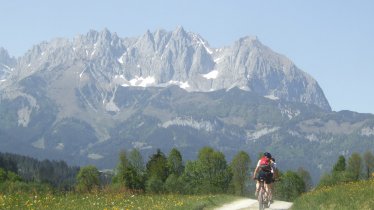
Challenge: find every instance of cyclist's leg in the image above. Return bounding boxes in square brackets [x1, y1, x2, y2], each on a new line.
[269, 173, 274, 202]
[266, 183, 272, 202]
[265, 173, 273, 202]
[256, 171, 264, 196]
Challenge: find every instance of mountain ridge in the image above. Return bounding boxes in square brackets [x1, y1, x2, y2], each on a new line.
[1, 27, 330, 111]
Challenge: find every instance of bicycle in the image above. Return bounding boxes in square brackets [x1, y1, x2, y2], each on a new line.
[257, 178, 271, 210]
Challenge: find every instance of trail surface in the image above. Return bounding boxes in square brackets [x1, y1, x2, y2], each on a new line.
[214, 198, 292, 210]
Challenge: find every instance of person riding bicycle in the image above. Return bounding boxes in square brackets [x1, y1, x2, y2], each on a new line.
[252, 152, 274, 201]
[268, 157, 277, 203]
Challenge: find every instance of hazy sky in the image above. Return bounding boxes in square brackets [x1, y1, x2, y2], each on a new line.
[1, 0, 373, 114]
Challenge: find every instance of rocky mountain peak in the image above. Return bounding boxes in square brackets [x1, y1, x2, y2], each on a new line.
[0, 47, 16, 81]
[3, 28, 331, 111]
[237, 36, 260, 46]
[0, 47, 16, 65]
[172, 26, 187, 37]
[84, 29, 110, 42]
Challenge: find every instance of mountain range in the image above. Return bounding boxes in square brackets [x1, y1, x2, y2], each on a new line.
[1, 27, 373, 183]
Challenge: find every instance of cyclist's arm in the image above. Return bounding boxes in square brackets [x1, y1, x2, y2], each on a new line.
[252, 160, 261, 179]
[252, 165, 259, 179]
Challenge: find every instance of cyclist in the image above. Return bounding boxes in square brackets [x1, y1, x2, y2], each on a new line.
[269, 157, 277, 203]
[252, 152, 274, 201]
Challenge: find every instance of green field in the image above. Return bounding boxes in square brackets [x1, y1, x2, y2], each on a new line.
[0, 190, 238, 210]
[292, 179, 374, 210]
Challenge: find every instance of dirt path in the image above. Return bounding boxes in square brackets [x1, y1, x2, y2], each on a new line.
[214, 198, 292, 210]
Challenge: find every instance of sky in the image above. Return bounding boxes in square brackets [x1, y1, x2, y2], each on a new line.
[1, 0, 373, 114]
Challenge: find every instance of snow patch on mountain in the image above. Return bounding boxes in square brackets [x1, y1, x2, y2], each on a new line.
[32, 138, 45, 149]
[114, 75, 156, 87]
[305, 133, 319, 142]
[202, 70, 218, 79]
[56, 143, 64, 150]
[280, 107, 301, 119]
[160, 117, 214, 132]
[246, 126, 280, 141]
[361, 126, 374, 136]
[132, 141, 153, 150]
[168, 80, 190, 89]
[129, 76, 155, 87]
[88, 153, 104, 160]
[264, 95, 279, 100]
[18, 107, 32, 127]
[105, 100, 120, 112]
[287, 129, 302, 137]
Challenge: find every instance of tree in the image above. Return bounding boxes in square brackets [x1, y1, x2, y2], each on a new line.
[113, 149, 145, 190]
[346, 153, 363, 181]
[144, 149, 169, 193]
[128, 148, 145, 176]
[179, 160, 200, 194]
[146, 149, 169, 182]
[332, 155, 346, 173]
[318, 155, 351, 187]
[275, 171, 305, 201]
[164, 174, 182, 193]
[363, 150, 374, 179]
[198, 147, 231, 193]
[146, 176, 164, 193]
[123, 166, 145, 190]
[181, 147, 231, 194]
[113, 150, 130, 185]
[38, 160, 54, 183]
[318, 173, 334, 188]
[167, 148, 184, 176]
[0, 168, 7, 183]
[0, 154, 17, 173]
[6, 170, 22, 182]
[126, 148, 145, 190]
[76, 165, 100, 192]
[297, 167, 312, 191]
[230, 151, 251, 195]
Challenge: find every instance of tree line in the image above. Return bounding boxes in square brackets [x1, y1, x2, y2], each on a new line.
[0, 152, 79, 190]
[1, 148, 311, 201]
[76, 147, 307, 201]
[318, 150, 374, 187]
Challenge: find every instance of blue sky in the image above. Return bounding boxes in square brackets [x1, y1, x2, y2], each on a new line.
[1, 0, 373, 114]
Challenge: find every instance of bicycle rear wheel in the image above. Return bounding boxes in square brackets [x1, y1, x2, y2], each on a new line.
[258, 190, 265, 210]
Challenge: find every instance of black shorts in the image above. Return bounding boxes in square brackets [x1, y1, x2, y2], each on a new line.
[257, 170, 273, 184]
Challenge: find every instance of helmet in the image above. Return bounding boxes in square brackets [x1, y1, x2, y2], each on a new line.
[264, 152, 272, 158]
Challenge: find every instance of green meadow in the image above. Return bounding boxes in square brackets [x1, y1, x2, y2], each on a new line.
[292, 179, 374, 210]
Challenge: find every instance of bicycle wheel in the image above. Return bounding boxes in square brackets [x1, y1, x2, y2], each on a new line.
[266, 194, 271, 208]
[264, 194, 270, 208]
[258, 189, 265, 210]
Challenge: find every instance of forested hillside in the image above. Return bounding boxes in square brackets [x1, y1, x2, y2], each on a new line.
[0, 152, 79, 189]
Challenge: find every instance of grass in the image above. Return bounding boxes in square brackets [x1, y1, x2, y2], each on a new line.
[291, 179, 374, 210]
[0, 189, 239, 210]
